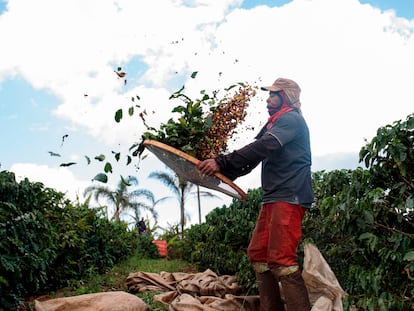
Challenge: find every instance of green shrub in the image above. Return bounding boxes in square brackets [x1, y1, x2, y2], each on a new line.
[136, 235, 160, 259]
[178, 113, 414, 310]
[0, 171, 63, 309]
[0, 171, 137, 310]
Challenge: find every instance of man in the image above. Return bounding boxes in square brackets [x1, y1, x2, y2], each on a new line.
[137, 217, 147, 235]
[197, 77, 313, 310]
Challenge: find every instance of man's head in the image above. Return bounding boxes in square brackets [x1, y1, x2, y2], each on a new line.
[261, 78, 301, 112]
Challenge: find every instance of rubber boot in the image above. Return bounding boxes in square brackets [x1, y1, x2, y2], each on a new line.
[278, 270, 311, 311]
[256, 270, 285, 311]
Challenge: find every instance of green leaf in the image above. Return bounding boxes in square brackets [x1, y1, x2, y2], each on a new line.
[128, 106, 134, 116]
[205, 115, 212, 128]
[92, 173, 108, 183]
[363, 210, 374, 224]
[403, 250, 414, 261]
[359, 232, 372, 240]
[59, 162, 77, 167]
[406, 198, 414, 209]
[95, 154, 105, 161]
[359, 232, 378, 252]
[113, 152, 120, 162]
[115, 109, 123, 123]
[225, 84, 237, 91]
[104, 162, 112, 173]
[179, 117, 187, 126]
[191, 71, 198, 78]
[85, 155, 91, 165]
[127, 155, 132, 165]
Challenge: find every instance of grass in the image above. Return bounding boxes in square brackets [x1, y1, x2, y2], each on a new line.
[26, 252, 196, 311]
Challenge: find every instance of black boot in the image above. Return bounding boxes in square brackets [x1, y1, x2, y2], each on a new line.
[278, 270, 311, 311]
[256, 270, 285, 311]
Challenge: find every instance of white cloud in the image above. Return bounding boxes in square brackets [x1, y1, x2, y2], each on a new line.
[2, 0, 414, 228]
[10, 163, 90, 200]
[2, 0, 413, 156]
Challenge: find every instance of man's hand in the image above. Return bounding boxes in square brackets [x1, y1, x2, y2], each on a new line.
[197, 159, 220, 176]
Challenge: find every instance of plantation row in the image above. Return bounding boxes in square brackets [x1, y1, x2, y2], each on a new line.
[1, 112, 414, 310]
[0, 172, 159, 310]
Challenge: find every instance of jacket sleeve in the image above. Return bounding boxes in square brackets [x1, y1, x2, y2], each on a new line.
[215, 132, 282, 180]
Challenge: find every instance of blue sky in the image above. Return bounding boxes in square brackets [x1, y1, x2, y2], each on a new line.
[1, 0, 413, 228]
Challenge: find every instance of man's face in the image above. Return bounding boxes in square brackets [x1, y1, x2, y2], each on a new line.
[266, 91, 282, 115]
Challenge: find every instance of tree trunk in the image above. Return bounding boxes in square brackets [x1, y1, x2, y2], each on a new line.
[180, 186, 185, 239]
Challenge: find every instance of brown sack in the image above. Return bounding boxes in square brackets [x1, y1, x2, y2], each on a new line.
[34, 291, 147, 311]
[125, 271, 178, 293]
[302, 243, 346, 311]
[154, 292, 260, 311]
[177, 269, 241, 297]
[126, 269, 240, 297]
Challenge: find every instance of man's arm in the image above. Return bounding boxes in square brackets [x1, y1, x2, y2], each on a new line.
[198, 133, 282, 180]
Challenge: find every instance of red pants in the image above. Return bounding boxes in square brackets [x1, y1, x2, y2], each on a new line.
[247, 202, 306, 268]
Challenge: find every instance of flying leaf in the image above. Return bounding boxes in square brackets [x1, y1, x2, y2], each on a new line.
[224, 84, 237, 91]
[95, 154, 105, 161]
[61, 134, 69, 147]
[48, 151, 61, 157]
[60, 162, 77, 167]
[85, 155, 91, 165]
[126, 155, 132, 165]
[128, 106, 134, 116]
[112, 151, 120, 162]
[115, 109, 123, 123]
[104, 162, 113, 173]
[92, 173, 108, 183]
[114, 70, 126, 78]
[191, 71, 198, 79]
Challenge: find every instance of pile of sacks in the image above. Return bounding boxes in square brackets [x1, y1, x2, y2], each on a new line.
[126, 268, 260, 311]
[34, 243, 346, 311]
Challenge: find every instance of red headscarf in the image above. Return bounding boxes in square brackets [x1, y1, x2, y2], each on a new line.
[266, 91, 293, 129]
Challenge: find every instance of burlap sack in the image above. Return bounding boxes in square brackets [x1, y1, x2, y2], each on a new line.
[34, 291, 147, 311]
[303, 243, 346, 311]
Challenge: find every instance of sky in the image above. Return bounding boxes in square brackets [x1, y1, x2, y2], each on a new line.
[1, 0, 413, 232]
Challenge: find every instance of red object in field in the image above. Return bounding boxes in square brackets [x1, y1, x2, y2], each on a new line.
[152, 240, 168, 257]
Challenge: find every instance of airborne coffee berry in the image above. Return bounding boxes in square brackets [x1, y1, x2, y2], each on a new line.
[197, 84, 256, 160]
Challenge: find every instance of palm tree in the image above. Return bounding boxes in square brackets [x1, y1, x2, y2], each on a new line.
[148, 170, 217, 238]
[127, 192, 164, 235]
[84, 175, 157, 222]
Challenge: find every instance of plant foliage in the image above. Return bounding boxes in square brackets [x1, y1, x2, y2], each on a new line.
[179, 113, 414, 309]
[132, 79, 257, 160]
[0, 171, 139, 310]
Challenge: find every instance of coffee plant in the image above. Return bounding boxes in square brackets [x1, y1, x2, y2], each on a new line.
[0, 171, 138, 310]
